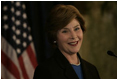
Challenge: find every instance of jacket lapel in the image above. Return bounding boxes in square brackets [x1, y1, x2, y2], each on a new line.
[53, 49, 99, 79]
[54, 48, 78, 79]
[77, 53, 90, 79]
[81, 59, 90, 78]
[64, 64, 79, 79]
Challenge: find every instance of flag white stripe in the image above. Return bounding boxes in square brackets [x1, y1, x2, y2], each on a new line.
[1, 36, 23, 78]
[1, 64, 16, 79]
[30, 42, 36, 56]
[22, 49, 35, 79]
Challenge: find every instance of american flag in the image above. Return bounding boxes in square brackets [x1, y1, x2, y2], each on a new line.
[1, 1, 38, 79]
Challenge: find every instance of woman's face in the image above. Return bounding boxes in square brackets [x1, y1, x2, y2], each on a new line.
[57, 18, 83, 55]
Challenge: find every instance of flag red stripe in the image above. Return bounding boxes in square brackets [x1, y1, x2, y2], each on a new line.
[18, 56, 29, 79]
[26, 45, 38, 68]
[1, 50, 20, 79]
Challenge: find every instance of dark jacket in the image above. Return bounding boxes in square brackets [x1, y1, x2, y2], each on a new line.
[33, 48, 100, 79]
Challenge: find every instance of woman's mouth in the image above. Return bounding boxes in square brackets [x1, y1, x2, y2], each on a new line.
[68, 41, 78, 46]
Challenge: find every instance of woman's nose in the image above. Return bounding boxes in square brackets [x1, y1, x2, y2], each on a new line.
[70, 31, 77, 39]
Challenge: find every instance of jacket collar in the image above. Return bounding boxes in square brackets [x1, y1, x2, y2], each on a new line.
[53, 48, 79, 79]
[53, 48, 99, 79]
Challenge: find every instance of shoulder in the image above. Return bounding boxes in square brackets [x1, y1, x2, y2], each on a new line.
[81, 59, 100, 79]
[33, 57, 55, 79]
[35, 55, 57, 69]
[33, 59, 51, 79]
[81, 59, 98, 72]
[81, 59, 96, 68]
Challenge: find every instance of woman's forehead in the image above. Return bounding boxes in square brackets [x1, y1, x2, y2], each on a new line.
[62, 19, 80, 29]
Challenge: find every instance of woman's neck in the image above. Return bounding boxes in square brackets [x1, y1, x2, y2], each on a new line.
[60, 50, 80, 65]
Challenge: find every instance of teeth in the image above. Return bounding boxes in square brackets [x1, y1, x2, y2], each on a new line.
[69, 42, 77, 45]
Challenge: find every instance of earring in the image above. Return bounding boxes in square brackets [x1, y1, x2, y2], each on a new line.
[54, 41, 56, 43]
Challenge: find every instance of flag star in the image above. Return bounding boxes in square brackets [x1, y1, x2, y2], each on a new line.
[11, 7, 14, 13]
[16, 29, 21, 35]
[23, 22, 27, 28]
[12, 26, 15, 31]
[12, 35, 16, 40]
[16, 10, 21, 16]
[23, 32, 27, 38]
[22, 4, 26, 10]
[16, 2, 20, 7]
[4, 24, 8, 30]
[28, 27, 31, 31]
[23, 13, 27, 19]
[16, 39, 20, 44]
[3, 15, 8, 21]
[28, 35, 32, 41]
[11, 16, 15, 22]
[16, 48, 21, 54]
[3, 6, 7, 11]
[23, 42, 27, 47]
[16, 20, 21, 26]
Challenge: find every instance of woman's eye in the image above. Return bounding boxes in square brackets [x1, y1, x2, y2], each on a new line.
[75, 28, 80, 31]
[62, 30, 68, 33]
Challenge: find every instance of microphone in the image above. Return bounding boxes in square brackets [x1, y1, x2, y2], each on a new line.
[107, 51, 117, 58]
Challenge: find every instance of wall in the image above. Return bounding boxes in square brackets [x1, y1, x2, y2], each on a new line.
[76, 1, 117, 79]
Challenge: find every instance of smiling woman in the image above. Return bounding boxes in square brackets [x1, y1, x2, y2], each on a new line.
[57, 19, 83, 64]
[33, 4, 100, 79]
[46, 4, 86, 47]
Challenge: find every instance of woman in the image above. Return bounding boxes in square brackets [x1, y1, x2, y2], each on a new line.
[33, 4, 100, 79]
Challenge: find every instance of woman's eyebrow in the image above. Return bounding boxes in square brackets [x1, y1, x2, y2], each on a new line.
[73, 25, 80, 28]
[62, 24, 80, 29]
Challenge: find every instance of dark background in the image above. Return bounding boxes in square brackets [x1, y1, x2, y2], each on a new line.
[24, 1, 117, 79]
